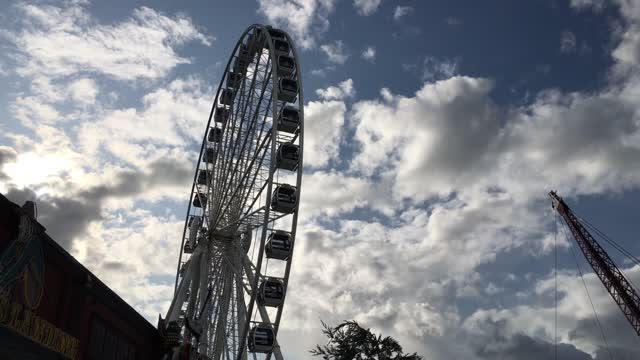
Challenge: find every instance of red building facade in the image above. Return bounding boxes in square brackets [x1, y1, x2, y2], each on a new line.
[0, 193, 162, 359]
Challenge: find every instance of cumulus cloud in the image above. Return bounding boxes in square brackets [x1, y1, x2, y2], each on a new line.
[570, 0, 607, 10]
[465, 318, 592, 360]
[68, 78, 99, 105]
[3, 153, 193, 249]
[320, 40, 350, 64]
[4, 2, 211, 81]
[361, 46, 376, 61]
[354, 0, 383, 16]
[304, 99, 346, 167]
[394, 6, 413, 20]
[422, 56, 460, 81]
[77, 77, 212, 165]
[315, 78, 355, 100]
[0, 146, 18, 181]
[257, 0, 337, 49]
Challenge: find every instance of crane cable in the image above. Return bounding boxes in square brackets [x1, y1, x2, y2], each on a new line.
[554, 213, 558, 360]
[576, 214, 640, 268]
[575, 213, 640, 294]
[558, 215, 614, 360]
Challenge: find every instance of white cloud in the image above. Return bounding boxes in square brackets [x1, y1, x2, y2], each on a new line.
[422, 56, 459, 81]
[354, 0, 383, 16]
[320, 40, 350, 64]
[570, 0, 606, 10]
[78, 77, 212, 166]
[394, 6, 413, 20]
[304, 99, 346, 167]
[300, 171, 375, 218]
[6, 2, 211, 81]
[73, 210, 184, 321]
[315, 78, 355, 100]
[361, 46, 376, 61]
[311, 68, 328, 77]
[257, 0, 337, 49]
[10, 96, 63, 125]
[464, 264, 640, 356]
[68, 78, 99, 105]
[561, 30, 577, 53]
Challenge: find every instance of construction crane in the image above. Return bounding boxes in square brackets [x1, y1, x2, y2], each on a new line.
[549, 191, 640, 336]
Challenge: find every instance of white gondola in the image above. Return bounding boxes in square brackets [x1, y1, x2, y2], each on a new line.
[277, 106, 300, 134]
[185, 216, 202, 254]
[257, 278, 285, 307]
[248, 324, 275, 353]
[197, 169, 211, 185]
[208, 127, 222, 143]
[277, 55, 295, 77]
[273, 39, 290, 57]
[266, 231, 292, 260]
[276, 143, 299, 171]
[278, 78, 298, 103]
[193, 193, 207, 208]
[215, 106, 229, 124]
[220, 88, 234, 106]
[226, 71, 243, 89]
[271, 184, 297, 213]
[203, 148, 216, 164]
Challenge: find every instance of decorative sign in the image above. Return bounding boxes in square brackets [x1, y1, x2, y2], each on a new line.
[0, 294, 79, 358]
[0, 212, 77, 357]
[0, 213, 45, 309]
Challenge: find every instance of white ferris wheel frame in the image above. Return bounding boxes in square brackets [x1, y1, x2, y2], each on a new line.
[164, 24, 304, 360]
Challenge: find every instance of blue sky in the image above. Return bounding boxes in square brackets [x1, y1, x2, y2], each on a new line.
[2, 0, 640, 358]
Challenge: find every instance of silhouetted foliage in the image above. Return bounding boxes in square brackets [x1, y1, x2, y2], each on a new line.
[311, 320, 424, 360]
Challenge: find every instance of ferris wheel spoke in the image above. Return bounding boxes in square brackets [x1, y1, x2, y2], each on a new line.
[217, 76, 272, 219]
[214, 125, 272, 230]
[213, 69, 273, 230]
[213, 55, 267, 215]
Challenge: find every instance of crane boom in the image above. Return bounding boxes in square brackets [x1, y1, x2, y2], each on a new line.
[549, 191, 640, 336]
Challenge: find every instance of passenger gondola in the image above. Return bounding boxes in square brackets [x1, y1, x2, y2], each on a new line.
[266, 230, 292, 260]
[257, 278, 285, 307]
[248, 324, 275, 353]
[277, 106, 300, 133]
[276, 143, 299, 171]
[271, 184, 297, 213]
[278, 78, 298, 103]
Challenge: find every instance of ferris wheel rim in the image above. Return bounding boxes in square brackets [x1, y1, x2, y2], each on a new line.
[169, 23, 304, 360]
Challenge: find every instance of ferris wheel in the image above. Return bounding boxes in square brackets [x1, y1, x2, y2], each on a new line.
[161, 24, 303, 360]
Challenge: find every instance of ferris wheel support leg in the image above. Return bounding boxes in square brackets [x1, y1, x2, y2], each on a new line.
[186, 249, 205, 341]
[236, 262, 248, 359]
[213, 267, 233, 360]
[195, 242, 211, 353]
[165, 247, 202, 322]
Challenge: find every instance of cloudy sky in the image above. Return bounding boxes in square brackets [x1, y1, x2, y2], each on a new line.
[2, 0, 640, 358]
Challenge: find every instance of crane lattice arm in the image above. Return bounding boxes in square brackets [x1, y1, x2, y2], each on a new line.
[549, 191, 640, 336]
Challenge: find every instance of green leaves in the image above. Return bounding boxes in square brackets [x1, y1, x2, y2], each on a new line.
[311, 320, 424, 360]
